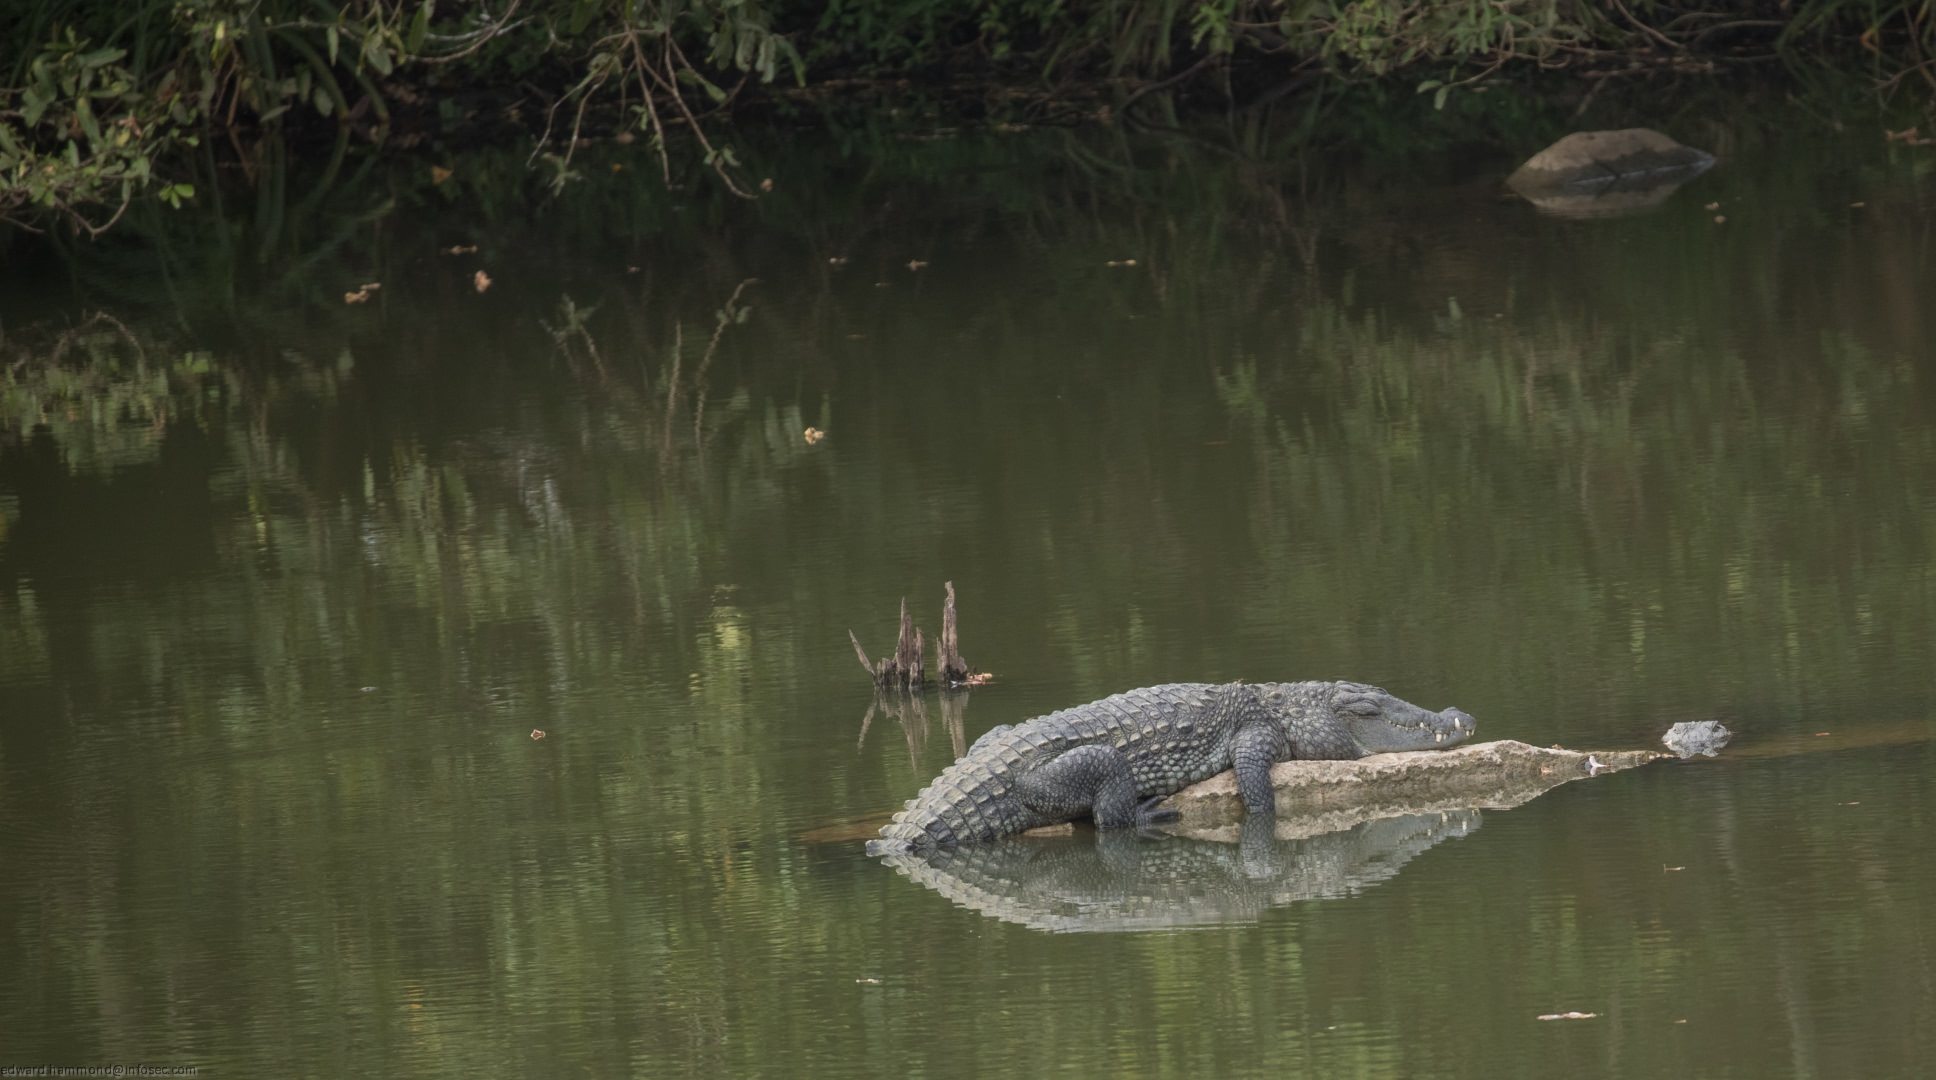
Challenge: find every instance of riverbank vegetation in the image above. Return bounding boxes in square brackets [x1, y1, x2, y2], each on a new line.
[3, 0, 1934, 235]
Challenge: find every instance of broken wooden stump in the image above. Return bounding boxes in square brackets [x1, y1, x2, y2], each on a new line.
[850, 582, 983, 690]
[938, 581, 970, 686]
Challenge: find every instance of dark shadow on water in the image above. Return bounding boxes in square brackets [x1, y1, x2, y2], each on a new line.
[876, 807, 1481, 932]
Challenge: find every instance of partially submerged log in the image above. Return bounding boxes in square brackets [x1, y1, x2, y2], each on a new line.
[1156, 739, 1667, 832]
[850, 582, 981, 690]
[816, 741, 1660, 846]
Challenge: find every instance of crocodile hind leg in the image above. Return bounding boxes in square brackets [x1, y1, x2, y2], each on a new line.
[1013, 744, 1176, 829]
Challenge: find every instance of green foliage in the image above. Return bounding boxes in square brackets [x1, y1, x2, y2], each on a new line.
[0, 1, 807, 229]
[0, 31, 200, 235]
[3, 0, 1935, 237]
[1286, 0, 1589, 75]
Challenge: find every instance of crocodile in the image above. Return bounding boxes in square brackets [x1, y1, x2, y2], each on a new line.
[867, 680, 1475, 855]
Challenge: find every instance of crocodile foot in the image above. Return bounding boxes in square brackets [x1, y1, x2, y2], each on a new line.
[1135, 795, 1180, 829]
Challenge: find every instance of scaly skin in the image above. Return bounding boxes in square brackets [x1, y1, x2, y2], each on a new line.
[867, 680, 1475, 855]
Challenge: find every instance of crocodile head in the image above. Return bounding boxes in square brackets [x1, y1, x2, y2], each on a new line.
[1329, 682, 1475, 753]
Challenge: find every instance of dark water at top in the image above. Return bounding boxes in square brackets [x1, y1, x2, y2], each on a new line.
[1, 107, 1934, 1077]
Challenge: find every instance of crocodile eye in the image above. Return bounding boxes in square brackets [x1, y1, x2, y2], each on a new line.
[1340, 698, 1382, 717]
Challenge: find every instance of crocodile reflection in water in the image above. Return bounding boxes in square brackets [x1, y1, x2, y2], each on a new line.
[875, 809, 1480, 932]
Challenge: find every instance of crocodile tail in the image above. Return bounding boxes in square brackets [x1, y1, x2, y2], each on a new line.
[867, 775, 978, 853]
[867, 798, 963, 855]
[867, 751, 1024, 854]
[865, 819, 942, 855]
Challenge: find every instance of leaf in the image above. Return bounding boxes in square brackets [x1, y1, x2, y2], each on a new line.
[1433, 85, 1450, 111]
[363, 36, 394, 76]
[80, 47, 127, 68]
[407, 2, 433, 53]
[327, 26, 340, 66]
[314, 86, 335, 116]
[77, 99, 101, 146]
[21, 87, 49, 127]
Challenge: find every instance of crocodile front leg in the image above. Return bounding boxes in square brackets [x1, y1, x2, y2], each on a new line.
[1014, 745, 1175, 829]
[1230, 722, 1287, 817]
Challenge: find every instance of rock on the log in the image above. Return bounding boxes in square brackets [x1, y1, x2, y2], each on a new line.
[1662, 720, 1732, 758]
[1159, 739, 1666, 831]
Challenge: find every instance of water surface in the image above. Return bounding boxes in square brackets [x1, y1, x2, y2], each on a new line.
[2, 109, 1934, 1077]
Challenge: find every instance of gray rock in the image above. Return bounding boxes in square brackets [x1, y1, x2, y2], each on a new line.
[1508, 129, 1715, 217]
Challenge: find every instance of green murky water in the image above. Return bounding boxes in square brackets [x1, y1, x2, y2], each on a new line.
[3, 109, 1935, 1077]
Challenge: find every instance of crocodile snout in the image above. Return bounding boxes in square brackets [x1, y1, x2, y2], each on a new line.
[1442, 708, 1475, 735]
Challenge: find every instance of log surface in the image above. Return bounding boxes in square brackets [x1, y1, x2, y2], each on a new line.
[1157, 739, 1667, 831]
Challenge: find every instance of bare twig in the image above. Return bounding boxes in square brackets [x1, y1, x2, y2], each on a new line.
[414, 0, 529, 65]
[1608, 0, 1683, 51]
[691, 277, 757, 444]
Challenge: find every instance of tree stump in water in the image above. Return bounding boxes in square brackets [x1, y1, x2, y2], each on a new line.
[850, 582, 980, 690]
[937, 581, 971, 686]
